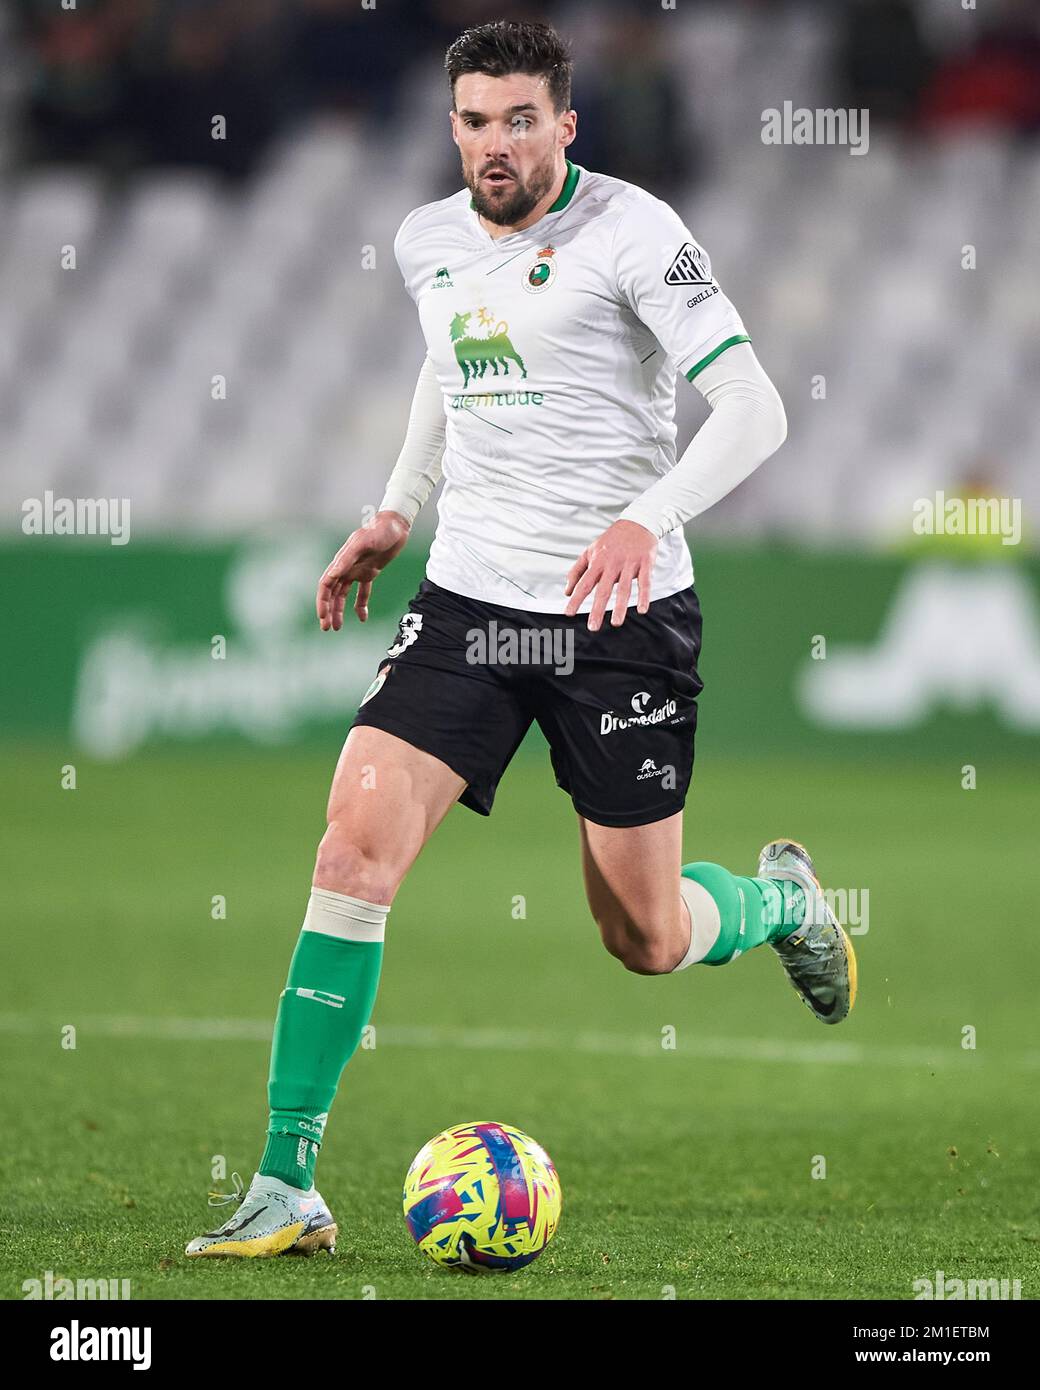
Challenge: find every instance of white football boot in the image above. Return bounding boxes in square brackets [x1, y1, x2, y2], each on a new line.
[759, 839, 858, 1025]
[185, 1172, 337, 1258]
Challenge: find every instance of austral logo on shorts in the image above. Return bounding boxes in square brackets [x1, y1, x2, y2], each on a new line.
[636, 758, 667, 781]
[600, 692, 677, 735]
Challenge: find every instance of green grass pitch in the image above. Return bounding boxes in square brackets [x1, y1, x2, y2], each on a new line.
[2, 741, 1038, 1300]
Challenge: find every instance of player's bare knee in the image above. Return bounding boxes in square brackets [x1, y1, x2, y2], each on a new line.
[313, 823, 399, 904]
[616, 936, 678, 976]
[596, 911, 675, 975]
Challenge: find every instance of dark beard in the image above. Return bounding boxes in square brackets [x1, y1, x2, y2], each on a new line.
[469, 161, 557, 227]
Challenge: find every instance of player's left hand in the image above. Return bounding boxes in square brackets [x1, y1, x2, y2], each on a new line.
[564, 520, 658, 631]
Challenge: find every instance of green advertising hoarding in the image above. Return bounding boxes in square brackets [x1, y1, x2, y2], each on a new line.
[2, 537, 1039, 761]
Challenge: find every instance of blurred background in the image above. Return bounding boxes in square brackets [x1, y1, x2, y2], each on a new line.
[2, 0, 1039, 752]
[2, 0, 1039, 1301]
[2, 0, 1040, 536]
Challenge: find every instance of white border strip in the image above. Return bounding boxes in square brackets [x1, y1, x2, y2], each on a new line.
[1, 1013, 1035, 1070]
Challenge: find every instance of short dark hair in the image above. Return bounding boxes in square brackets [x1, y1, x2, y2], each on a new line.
[445, 19, 573, 115]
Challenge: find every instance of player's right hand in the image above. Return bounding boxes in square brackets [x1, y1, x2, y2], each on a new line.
[316, 510, 410, 631]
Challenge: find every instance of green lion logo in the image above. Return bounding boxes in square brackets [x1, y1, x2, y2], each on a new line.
[450, 309, 527, 387]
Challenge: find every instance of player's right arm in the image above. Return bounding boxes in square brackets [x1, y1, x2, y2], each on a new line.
[316, 353, 445, 630]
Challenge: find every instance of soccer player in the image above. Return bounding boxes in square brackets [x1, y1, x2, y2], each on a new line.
[187, 19, 857, 1259]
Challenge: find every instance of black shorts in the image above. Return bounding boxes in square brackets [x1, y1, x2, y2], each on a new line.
[350, 578, 704, 827]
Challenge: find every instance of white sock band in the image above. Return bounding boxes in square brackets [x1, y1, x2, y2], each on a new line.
[302, 888, 390, 943]
[672, 877, 722, 970]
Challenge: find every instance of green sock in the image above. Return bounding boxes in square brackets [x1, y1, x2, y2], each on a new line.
[259, 889, 387, 1190]
[681, 861, 805, 966]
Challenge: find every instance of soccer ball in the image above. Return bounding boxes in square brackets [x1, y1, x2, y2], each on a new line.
[403, 1120, 562, 1272]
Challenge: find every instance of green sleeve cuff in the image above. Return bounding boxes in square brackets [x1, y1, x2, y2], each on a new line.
[684, 334, 751, 381]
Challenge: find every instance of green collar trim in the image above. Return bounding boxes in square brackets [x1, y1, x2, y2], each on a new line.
[547, 158, 580, 212]
[469, 158, 580, 215]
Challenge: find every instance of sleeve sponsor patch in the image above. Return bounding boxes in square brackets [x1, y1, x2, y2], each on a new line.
[664, 242, 713, 286]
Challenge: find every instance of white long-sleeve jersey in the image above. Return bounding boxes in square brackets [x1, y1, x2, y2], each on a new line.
[382, 159, 785, 612]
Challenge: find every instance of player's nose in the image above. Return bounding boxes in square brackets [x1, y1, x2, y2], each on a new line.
[485, 125, 521, 160]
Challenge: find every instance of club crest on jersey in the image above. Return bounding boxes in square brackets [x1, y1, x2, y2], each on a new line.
[523, 245, 557, 293]
[664, 242, 712, 286]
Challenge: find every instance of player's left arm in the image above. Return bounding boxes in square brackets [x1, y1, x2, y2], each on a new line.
[565, 343, 786, 629]
[616, 339, 787, 540]
[565, 196, 787, 631]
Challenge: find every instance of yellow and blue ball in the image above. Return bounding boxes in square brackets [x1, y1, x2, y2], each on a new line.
[403, 1120, 562, 1272]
